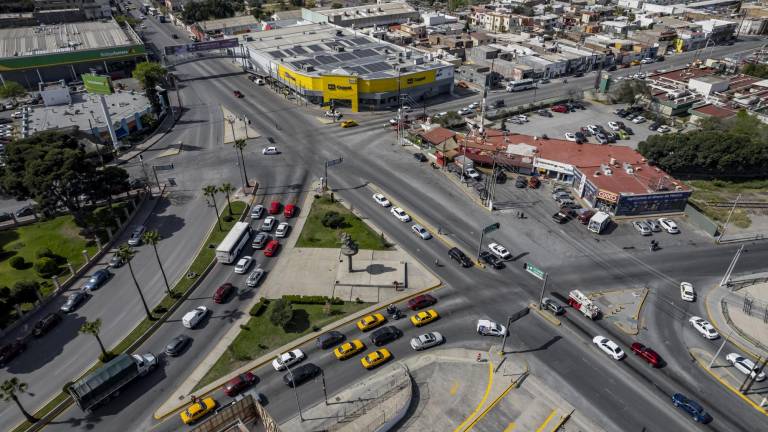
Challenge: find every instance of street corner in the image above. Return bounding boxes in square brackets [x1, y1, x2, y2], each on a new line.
[689, 348, 768, 417]
[591, 287, 648, 335]
[528, 303, 561, 327]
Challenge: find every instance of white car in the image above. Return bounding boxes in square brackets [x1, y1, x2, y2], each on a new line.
[656, 125, 671, 133]
[564, 132, 577, 142]
[390, 207, 411, 222]
[182, 306, 208, 329]
[457, 108, 473, 116]
[488, 242, 512, 260]
[325, 110, 342, 119]
[689, 316, 719, 340]
[680, 282, 695, 302]
[468, 102, 480, 110]
[410, 332, 444, 351]
[477, 319, 507, 337]
[11, 112, 22, 119]
[372, 193, 391, 207]
[464, 168, 480, 180]
[586, 124, 601, 135]
[246, 268, 265, 288]
[641, 57, 654, 64]
[726, 353, 766, 382]
[516, 114, 528, 122]
[658, 218, 679, 234]
[234, 256, 253, 274]
[251, 204, 264, 219]
[262, 146, 278, 155]
[608, 121, 621, 131]
[411, 224, 431, 240]
[632, 221, 652, 236]
[271, 349, 305, 371]
[632, 116, 646, 124]
[254, 78, 265, 85]
[592, 336, 625, 360]
[275, 222, 290, 238]
[260, 216, 276, 232]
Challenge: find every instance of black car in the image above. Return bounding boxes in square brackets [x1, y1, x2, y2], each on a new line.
[283, 363, 320, 387]
[672, 393, 711, 423]
[648, 122, 661, 131]
[172, 34, 179, 39]
[571, 101, 585, 110]
[15, 205, 34, 218]
[413, 153, 427, 162]
[165, 335, 191, 357]
[605, 132, 617, 143]
[606, 65, 617, 71]
[0, 340, 26, 367]
[617, 109, 629, 118]
[448, 247, 473, 267]
[537, 109, 553, 117]
[623, 126, 634, 135]
[574, 132, 586, 143]
[370, 326, 401, 346]
[0, 212, 12, 222]
[541, 297, 564, 315]
[33, 312, 62, 337]
[492, 100, 505, 108]
[316, 330, 345, 349]
[574, 72, 584, 77]
[479, 251, 504, 269]
[515, 176, 527, 188]
[552, 212, 569, 224]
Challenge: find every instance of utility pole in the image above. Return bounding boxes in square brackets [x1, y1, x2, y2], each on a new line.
[718, 193, 741, 243]
[286, 365, 305, 422]
[708, 328, 733, 369]
[500, 316, 512, 354]
[719, 244, 744, 289]
[321, 369, 329, 405]
[538, 273, 549, 310]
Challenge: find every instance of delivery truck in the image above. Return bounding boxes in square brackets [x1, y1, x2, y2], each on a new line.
[69, 353, 157, 411]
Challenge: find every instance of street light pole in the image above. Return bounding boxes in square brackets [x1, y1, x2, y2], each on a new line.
[286, 365, 305, 422]
[538, 273, 549, 310]
[500, 316, 512, 354]
[708, 328, 734, 369]
[321, 369, 329, 405]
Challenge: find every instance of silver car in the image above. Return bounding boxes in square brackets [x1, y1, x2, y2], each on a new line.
[260, 216, 276, 232]
[645, 219, 662, 232]
[250, 205, 264, 219]
[632, 221, 652, 236]
[246, 268, 265, 288]
[127, 225, 146, 246]
[410, 332, 444, 351]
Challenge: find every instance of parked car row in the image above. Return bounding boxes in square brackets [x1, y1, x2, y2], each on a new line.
[631, 218, 680, 236]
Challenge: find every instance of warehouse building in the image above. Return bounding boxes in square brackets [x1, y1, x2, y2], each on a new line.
[301, 2, 419, 29]
[0, 20, 147, 88]
[244, 23, 454, 112]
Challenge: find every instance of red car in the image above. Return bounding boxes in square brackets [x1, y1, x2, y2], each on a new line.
[631, 342, 661, 367]
[233, 90, 244, 98]
[264, 239, 279, 257]
[528, 177, 540, 189]
[223, 372, 257, 397]
[213, 283, 234, 304]
[551, 104, 568, 113]
[269, 201, 281, 215]
[284, 204, 296, 218]
[407, 294, 437, 311]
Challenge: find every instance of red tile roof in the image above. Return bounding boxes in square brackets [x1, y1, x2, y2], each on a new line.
[692, 104, 737, 119]
[419, 127, 456, 146]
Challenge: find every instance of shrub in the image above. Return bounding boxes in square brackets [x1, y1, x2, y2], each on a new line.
[9, 256, 25, 270]
[269, 298, 293, 328]
[34, 257, 59, 277]
[321, 211, 345, 229]
[152, 305, 168, 315]
[281, 295, 343, 305]
[250, 297, 270, 316]
[35, 248, 55, 259]
[222, 214, 234, 222]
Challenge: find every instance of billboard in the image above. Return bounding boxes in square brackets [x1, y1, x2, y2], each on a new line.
[0, 45, 146, 72]
[82, 74, 113, 95]
[163, 38, 239, 56]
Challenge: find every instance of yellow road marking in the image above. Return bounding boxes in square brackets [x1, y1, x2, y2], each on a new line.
[464, 379, 519, 431]
[453, 361, 494, 432]
[450, 381, 460, 396]
[503, 422, 516, 432]
[694, 353, 768, 416]
[535, 409, 558, 432]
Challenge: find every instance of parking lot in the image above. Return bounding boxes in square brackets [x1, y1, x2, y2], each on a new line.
[493, 100, 668, 150]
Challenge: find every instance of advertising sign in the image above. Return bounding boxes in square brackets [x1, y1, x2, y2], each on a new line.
[163, 38, 239, 56]
[82, 74, 112, 95]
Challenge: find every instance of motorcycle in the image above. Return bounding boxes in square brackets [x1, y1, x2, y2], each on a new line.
[386, 304, 404, 320]
[430, 162, 439, 169]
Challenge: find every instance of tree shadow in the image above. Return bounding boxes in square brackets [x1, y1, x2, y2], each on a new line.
[364, 264, 396, 275]
[284, 309, 309, 334]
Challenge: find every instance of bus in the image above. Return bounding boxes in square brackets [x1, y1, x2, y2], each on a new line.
[216, 221, 252, 264]
[588, 211, 611, 234]
[506, 79, 535, 92]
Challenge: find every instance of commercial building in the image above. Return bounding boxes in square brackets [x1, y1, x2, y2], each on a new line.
[244, 23, 454, 112]
[191, 15, 261, 41]
[34, 0, 111, 19]
[301, 3, 419, 28]
[0, 19, 147, 88]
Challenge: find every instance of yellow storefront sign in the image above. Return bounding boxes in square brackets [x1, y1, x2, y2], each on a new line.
[360, 70, 436, 93]
[322, 75, 358, 112]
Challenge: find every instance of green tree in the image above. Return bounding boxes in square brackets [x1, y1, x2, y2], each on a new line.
[12, 281, 41, 304]
[1, 378, 36, 423]
[269, 298, 293, 328]
[610, 80, 650, 104]
[0, 81, 26, 99]
[232, 139, 250, 191]
[202, 185, 223, 231]
[79, 318, 108, 358]
[331, 2, 343, 8]
[142, 230, 172, 297]
[132, 62, 167, 112]
[742, 63, 768, 79]
[115, 244, 153, 321]
[219, 183, 235, 215]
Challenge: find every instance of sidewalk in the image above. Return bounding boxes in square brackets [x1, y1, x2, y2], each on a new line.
[115, 106, 179, 165]
[689, 348, 768, 415]
[705, 281, 768, 358]
[221, 106, 260, 143]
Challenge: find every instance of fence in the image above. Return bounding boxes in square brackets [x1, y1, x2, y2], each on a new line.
[684, 204, 719, 237]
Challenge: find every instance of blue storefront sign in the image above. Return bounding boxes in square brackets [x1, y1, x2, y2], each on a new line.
[615, 191, 691, 216]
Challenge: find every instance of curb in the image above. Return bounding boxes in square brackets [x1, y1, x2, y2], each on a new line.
[703, 284, 761, 360]
[529, 303, 561, 327]
[549, 409, 575, 432]
[689, 349, 768, 417]
[153, 279, 444, 421]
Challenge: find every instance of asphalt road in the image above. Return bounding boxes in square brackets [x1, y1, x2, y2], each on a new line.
[3, 7, 767, 431]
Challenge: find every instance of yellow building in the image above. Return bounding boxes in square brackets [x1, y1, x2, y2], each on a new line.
[244, 23, 454, 112]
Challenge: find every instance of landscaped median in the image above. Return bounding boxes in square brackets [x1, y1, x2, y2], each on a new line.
[296, 195, 390, 249]
[11, 200, 249, 432]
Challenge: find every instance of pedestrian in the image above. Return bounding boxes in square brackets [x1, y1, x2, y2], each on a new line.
[437, 226, 442, 235]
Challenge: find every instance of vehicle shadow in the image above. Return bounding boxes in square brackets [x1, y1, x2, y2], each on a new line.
[508, 336, 562, 354]
[5, 314, 86, 374]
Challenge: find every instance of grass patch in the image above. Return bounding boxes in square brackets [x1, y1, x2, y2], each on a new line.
[9, 201, 247, 432]
[687, 179, 768, 229]
[194, 301, 370, 390]
[296, 195, 391, 250]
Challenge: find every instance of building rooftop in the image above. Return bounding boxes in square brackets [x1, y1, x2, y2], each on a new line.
[0, 20, 135, 59]
[199, 15, 259, 32]
[245, 23, 447, 79]
[313, 2, 417, 19]
[27, 89, 149, 133]
[691, 103, 738, 119]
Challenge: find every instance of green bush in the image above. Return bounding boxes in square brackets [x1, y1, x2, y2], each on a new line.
[9, 256, 26, 269]
[281, 295, 343, 305]
[250, 297, 269, 317]
[152, 305, 168, 315]
[269, 298, 293, 328]
[35, 248, 55, 259]
[321, 211, 345, 229]
[34, 257, 59, 277]
[222, 214, 234, 223]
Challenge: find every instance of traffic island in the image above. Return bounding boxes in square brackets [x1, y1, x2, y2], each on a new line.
[689, 347, 768, 416]
[591, 287, 648, 335]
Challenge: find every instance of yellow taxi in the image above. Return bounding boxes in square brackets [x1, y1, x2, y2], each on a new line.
[410, 309, 439, 327]
[340, 120, 358, 128]
[357, 313, 385, 331]
[361, 348, 392, 370]
[334, 339, 365, 360]
[180, 397, 217, 425]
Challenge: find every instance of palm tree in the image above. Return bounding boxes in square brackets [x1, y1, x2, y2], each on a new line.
[232, 139, 250, 192]
[1, 378, 37, 423]
[79, 319, 108, 358]
[142, 230, 172, 297]
[219, 183, 235, 216]
[116, 244, 153, 320]
[202, 185, 223, 231]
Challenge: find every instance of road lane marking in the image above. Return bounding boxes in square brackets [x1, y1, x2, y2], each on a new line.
[452, 361, 494, 432]
[450, 381, 460, 396]
[535, 409, 557, 432]
[464, 378, 520, 431]
[503, 422, 516, 432]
